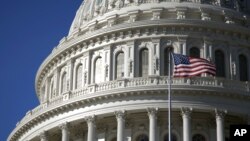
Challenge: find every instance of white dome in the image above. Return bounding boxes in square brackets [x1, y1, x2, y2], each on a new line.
[68, 0, 250, 36]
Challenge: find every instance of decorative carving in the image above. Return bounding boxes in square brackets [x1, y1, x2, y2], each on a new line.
[115, 0, 124, 9]
[147, 107, 158, 118]
[181, 107, 192, 118]
[108, 0, 116, 9]
[215, 109, 227, 120]
[152, 12, 161, 20]
[85, 115, 96, 125]
[59, 122, 69, 130]
[114, 110, 126, 119]
[177, 10, 186, 19]
[129, 14, 137, 23]
[108, 19, 116, 27]
[201, 12, 211, 21]
[225, 16, 235, 24]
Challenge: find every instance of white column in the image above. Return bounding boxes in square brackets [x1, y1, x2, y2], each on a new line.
[86, 116, 96, 141]
[115, 111, 126, 141]
[181, 108, 192, 141]
[215, 109, 226, 141]
[147, 108, 158, 141]
[39, 131, 48, 141]
[59, 122, 69, 141]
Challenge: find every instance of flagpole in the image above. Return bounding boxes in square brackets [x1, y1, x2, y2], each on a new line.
[168, 48, 172, 141]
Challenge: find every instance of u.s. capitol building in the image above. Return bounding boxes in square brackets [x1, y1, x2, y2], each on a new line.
[8, 0, 250, 141]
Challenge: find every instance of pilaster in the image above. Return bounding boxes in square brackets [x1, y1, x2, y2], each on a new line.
[152, 38, 161, 75]
[178, 36, 187, 55]
[104, 45, 111, 81]
[67, 59, 74, 91]
[127, 41, 135, 78]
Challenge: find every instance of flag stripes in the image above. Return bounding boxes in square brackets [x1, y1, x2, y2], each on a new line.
[173, 53, 216, 77]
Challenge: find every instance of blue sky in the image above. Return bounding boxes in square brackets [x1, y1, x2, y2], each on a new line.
[0, 0, 82, 140]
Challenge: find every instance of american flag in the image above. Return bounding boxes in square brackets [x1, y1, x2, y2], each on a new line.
[172, 53, 216, 77]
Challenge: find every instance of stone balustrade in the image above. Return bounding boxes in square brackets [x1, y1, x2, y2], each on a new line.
[15, 76, 249, 129]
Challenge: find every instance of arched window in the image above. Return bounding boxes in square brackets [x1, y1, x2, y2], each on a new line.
[239, 54, 248, 81]
[116, 52, 124, 79]
[164, 133, 177, 141]
[61, 72, 67, 93]
[76, 64, 83, 89]
[164, 47, 173, 76]
[215, 50, 225, 77]
[139, 48, 149, 77]
[190, 47, 200, 58]
[192, 134, 206, 141]
[94, 57, 103, 83]
[136, 134, 149, 141]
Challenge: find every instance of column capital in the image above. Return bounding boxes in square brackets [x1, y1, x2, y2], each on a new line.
[39, 131, 48, 140]
[85, 115, 96, 124]
[181, 107, 192, 118]
[147, 107, 158, 117]
[215, 109, 227, 119]
[59, 122, 69, 130]
[115, 110, 126, 120]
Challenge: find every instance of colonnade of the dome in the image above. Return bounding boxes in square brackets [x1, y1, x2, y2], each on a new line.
[29, 108, 247, 141]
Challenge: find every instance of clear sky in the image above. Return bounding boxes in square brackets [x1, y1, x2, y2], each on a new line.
[0, 0, 82, 140]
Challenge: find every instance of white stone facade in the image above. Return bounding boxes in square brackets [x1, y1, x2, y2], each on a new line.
[8, 0, 250, 141]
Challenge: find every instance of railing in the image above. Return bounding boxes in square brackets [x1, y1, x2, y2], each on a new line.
[16, 77, 249, 127]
